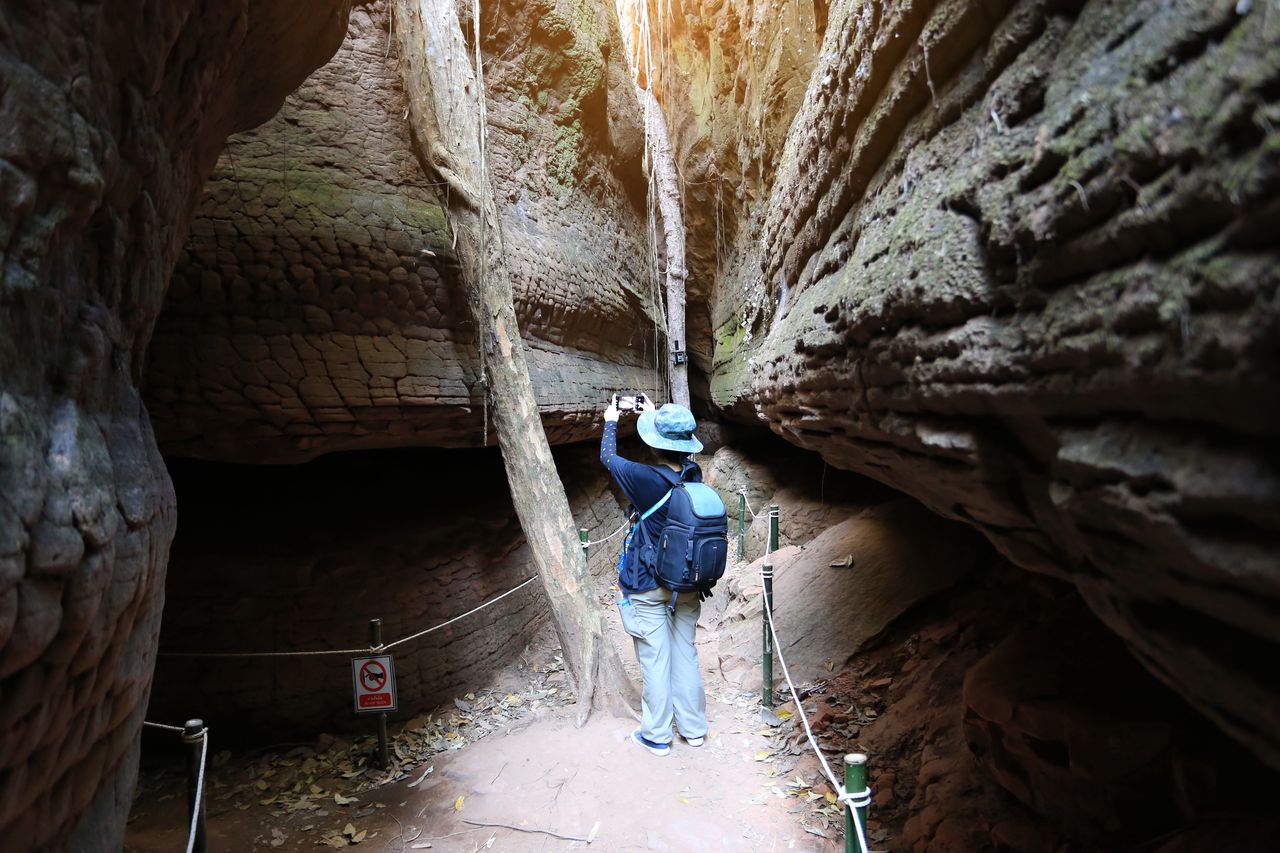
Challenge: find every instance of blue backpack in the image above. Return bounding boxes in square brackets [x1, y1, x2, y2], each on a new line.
[637, 468, 729, 594]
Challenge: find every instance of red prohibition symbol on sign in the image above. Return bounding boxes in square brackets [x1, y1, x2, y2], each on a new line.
[359, 659, 387, 692]
[352, 653, 396, 713]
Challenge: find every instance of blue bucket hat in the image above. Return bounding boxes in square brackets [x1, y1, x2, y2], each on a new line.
[636, 403, 703, 454]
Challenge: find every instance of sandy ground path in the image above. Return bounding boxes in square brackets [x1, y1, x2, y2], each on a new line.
[392, 695, 828, 852]
[127, 597, 845, 853]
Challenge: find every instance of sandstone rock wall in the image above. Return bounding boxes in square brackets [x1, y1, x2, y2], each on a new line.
[145, 0, 667, 464]
[149, 446, 627, 735]
[703, 0, 1280, 766]
[0, 2, 351, 847]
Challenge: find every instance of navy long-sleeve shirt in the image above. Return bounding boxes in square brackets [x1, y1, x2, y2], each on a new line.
[601, 420, 701, 592]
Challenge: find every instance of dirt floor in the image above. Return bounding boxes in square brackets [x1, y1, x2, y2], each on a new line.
[126, 604, 855, 853]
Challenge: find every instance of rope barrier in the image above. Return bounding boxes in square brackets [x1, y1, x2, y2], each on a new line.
[739, 489, 759, 519]
[158, 575, 541, 659]
[589, 533, 627, 567]
[159, 644, 371, 659]
[760, 563, 872, 853]
[583, 516, 631, 548]
[839, 787, 872, 809]
[381, 575, 539, 651]
[142, 721, 186, 733]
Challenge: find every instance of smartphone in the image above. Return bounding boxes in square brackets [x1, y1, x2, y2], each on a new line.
[613, 393, 646, 412]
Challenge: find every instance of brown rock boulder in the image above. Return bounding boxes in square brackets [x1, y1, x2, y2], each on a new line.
[700, 436, 896, 561]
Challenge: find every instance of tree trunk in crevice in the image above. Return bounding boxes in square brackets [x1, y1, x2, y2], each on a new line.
[391, 0, 636, 724]
[639, 86, 690, 409]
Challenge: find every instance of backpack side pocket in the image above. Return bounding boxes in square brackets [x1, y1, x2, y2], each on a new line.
[656, 521, 695, 590]
[691, 536, 728, 585]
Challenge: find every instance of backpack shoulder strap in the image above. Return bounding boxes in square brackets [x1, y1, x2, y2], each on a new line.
[639, 466, 682, 522]
[639, 489, 672, 521]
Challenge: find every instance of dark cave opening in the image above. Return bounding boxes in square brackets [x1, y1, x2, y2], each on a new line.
[148, 445, 563, 742]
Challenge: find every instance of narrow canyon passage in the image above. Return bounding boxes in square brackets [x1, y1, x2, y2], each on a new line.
[1, 0, 1277, 851]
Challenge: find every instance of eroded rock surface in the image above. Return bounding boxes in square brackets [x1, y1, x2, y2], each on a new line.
[145, 0, 665, 463]
[702, 0, 1280, 765]
[0, 1, 350, 847]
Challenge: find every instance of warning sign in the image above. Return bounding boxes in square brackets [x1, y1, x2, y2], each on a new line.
[352, 654, 397, 714]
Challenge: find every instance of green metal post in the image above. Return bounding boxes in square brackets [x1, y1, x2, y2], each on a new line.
[737, 493, 746, 560]
[369, 618, 389, 769]
[769, 504, 779, 554]
[762, 561, 774, 709]
[579, 528, 589, 561]
[844, 753, 868, 853]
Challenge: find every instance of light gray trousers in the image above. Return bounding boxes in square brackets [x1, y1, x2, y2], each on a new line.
[619, 586, 708, 744]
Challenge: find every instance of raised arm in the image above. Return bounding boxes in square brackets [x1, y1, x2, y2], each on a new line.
[601, 397, 620, 466]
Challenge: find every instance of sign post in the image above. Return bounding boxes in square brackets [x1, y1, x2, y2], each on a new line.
[353, 618, 395, 768]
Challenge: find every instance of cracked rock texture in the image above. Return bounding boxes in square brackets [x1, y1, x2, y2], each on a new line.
[699, 0, 1280, 768]
[148, 446, 627, 735]
[144, 0, 665, 464]
[0, 0, 350, 847]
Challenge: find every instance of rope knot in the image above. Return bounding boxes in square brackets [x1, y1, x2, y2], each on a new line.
[180, 726, 209, 746]
[838, 786, 872, 809]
